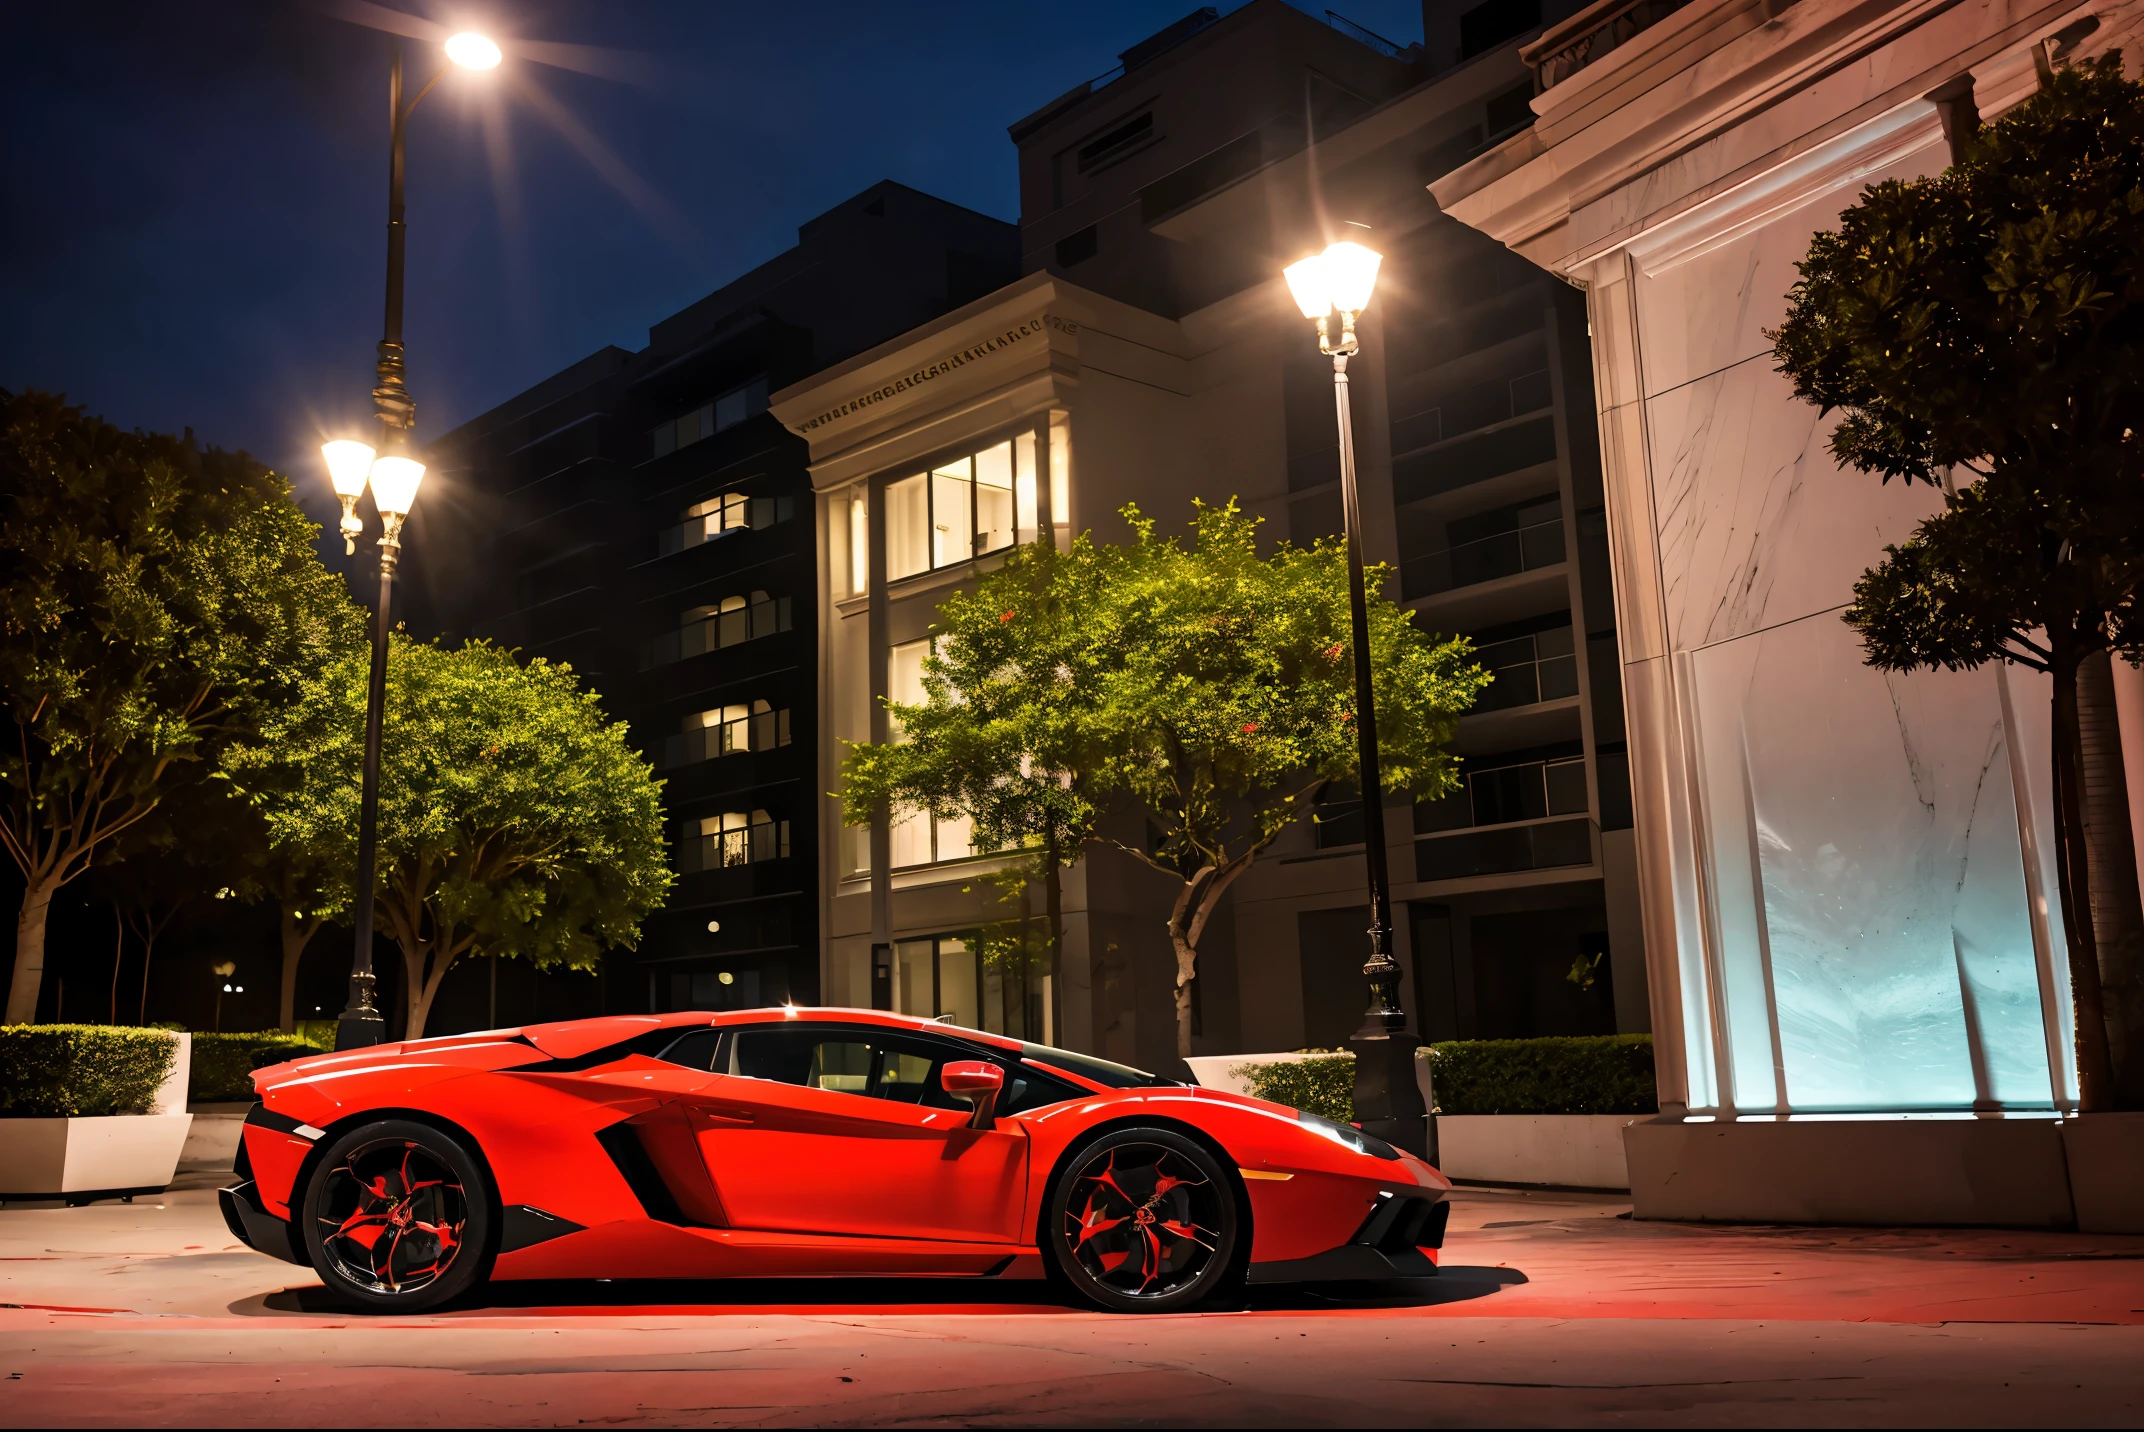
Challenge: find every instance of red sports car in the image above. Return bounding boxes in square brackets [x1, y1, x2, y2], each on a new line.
[220, 1007, 1450, 1313]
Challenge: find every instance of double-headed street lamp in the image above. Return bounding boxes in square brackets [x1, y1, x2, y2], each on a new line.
[1283, 240, 1432, 1157]
[324, 32, 498, 1051]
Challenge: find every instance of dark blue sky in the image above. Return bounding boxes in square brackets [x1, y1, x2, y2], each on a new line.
[3, 0, 1429, 494]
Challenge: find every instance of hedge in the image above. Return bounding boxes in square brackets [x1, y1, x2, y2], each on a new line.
[1428, 1035, 1656, 1115]
[0, 1025, 178, 1117]
[190, 1030, 331, 1102]
[1236, 1035, 1657, 1119]
[1233, 1053, 1354, 1122]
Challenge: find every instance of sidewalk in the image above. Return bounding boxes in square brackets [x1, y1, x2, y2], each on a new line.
[3, 1173, 2140, 1426]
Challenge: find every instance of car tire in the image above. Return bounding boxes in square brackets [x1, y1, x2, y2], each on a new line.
[301, 1119, 495, 1313]
[1045, 1126, 1242, 1313]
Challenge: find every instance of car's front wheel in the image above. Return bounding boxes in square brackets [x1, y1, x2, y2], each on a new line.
[1045, 1126, 1241, 1313]
[301, 1119, 494, 1313]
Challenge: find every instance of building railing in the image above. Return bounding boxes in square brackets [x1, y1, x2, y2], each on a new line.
[1416, 815, 1595, 881]
[1402, 513, 1566, 599]
[1522, 0, 1697, 93]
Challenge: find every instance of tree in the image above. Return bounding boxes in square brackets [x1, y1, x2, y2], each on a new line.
[843, 540, 1099, 1043]
[846, 502, 1485, 1059]
[0, 391, 362, 1024]
[227, 637, 673, 1039]
[1770, 57, 2144, 1109]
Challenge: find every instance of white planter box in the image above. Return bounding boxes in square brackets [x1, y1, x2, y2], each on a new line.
[0, 1031, 193, 1198]
[0, 1113, 194, 1197]
[1436, 1114, 1635, 1190]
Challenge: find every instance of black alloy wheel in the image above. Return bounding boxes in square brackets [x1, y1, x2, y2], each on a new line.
[1046, 1126, 1241, 1313]
[302, 1119, 495, 1313]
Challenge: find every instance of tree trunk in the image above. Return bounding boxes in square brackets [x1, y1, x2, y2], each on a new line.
[277, 906, 323, 1034]
[403, 939, 460, 1041]
[2077, 651, 2144, 1108]
[6, 877, 56, 1024]
[1167, 868, 1215, 1061]
[2052, 644, 2118, 1111]
[1044, 833, 1063, 1048]
[109, 906, 124, 1025]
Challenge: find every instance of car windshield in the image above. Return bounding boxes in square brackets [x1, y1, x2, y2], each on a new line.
[1018, 1042, 1177, 1089]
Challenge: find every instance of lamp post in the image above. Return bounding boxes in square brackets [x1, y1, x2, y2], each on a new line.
[1283, 240, 1431, 1157]
[323, 31, 498, 1052]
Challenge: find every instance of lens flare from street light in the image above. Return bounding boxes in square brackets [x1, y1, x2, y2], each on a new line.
[322, 440, 377, 498]
[446, 32, 503, 69]
[368, 455, 427, 517]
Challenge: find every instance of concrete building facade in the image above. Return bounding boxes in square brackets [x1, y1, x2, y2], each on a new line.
[773, 0, 1648, 1076]
[408, 184, 1016, 1027]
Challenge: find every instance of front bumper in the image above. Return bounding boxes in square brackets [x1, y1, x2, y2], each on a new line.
[1246, 1187, 1448, 1284]
[219, 1180, 307, 1266]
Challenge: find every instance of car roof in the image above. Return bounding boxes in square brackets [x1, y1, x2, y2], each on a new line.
[701, 1005, 1026, 1052]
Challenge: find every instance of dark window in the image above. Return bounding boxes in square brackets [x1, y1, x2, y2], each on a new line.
[728, 1028, 877, 1095]
[723, 1026, 1085, 1115]
[1313, 781, 1364, 849]
[1056, 225, 1099, 267]
[1460, 0, 1541, 59]
[1393, 416, 1557, 505]
[1139, 130, 1265, 223]
[1019, 1042, 1173, 1089]
[1077, 112, 1154, 173]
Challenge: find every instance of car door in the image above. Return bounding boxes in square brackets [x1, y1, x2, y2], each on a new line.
[690, 1023, 1028, 1244]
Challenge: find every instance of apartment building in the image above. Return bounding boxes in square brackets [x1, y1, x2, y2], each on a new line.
[774, 0, 1645, 1075]
[404, 184, 1016, 1027]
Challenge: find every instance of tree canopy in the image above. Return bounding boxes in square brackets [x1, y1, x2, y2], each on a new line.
[845, 500, 1486, 1059]
[0, 390, 362, 1023]
[226, 636, 673, 1038]
[1770, 57, 2144, 1108]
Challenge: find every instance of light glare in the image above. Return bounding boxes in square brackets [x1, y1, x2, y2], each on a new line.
[1283, 255, 1330, 319]
[1322, 241, 1383, 314]
[445, 32, 503, 70]
[368, 456, 427, 517]
[321, 440, 377, 498]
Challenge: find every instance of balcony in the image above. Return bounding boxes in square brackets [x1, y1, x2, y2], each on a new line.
[1474, 627, 1578, 713]
[1393, 415, 1557, 507]
[1402, 508, 1565, 601]
[641, 595, 792, 669]
[1523, 0, 1698, 93]
[1416, 815, 1595, 881]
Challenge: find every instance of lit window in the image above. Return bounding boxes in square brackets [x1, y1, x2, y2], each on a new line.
[883, 435, 1033, 581]
[643, 591, 792, 667]
[680, 809, 790, 871]
[886, 637, 977, 868]
[665, 700, 790, 767]
[1049, 413, 1071, 533]
[848, 490, 869, 596]
[659, 489, 792, 557]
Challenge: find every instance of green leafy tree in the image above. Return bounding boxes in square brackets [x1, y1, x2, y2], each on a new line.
[847, 502, 1486, 1060]
[226, 637, 673, 1039]
[0, 391, 362, 1024]
[1770, 57, 2144, 1109]
[843, 541, 1098, 1042]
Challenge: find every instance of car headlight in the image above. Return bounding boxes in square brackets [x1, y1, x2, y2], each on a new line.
[1297, 1110, 1400, 1160]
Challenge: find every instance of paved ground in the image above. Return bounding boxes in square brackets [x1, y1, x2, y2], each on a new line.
[3, 1162, 2141, 1427]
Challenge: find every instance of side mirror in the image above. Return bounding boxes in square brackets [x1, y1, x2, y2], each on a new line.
[941, 1060, 1004, 1130]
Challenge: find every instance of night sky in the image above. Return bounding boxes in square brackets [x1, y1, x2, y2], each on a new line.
[3, 0, 1430, 521]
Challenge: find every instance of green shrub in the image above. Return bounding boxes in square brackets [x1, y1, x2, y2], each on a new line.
[1425, 1034, 1656, 1115]
[296, 1019, 336, 1049]
[1234, 1035, 1658, 1121]
[0, 1025, 178, 1116]
[189, 1032, 324, 1103]
[1235, 1052, 1354, 1121]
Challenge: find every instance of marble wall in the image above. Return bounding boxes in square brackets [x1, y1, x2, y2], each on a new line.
[1599, 111, 2075, 1115]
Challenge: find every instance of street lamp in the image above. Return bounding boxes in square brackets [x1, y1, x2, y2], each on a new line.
[1283, 239, 1431, 1158]
[325, 29, 493, 1052]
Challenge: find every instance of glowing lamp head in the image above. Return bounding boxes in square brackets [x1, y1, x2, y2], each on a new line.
[1321, 241, 1382, 315]
[1285, 241, 1383, 319]
[321, 440, 377, 499]
[367, 455, 427, 517]
[445, 32, 502, 69]
[1283, 254, 1332, 319]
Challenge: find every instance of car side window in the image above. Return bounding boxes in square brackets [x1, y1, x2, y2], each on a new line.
[727, 1027, 877, 1096]
[655, 1027, 722, 1071]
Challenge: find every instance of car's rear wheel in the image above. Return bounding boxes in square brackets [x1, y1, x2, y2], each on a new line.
[301, 1119, 494, 1313]
[1046, 1126, 1241, 1313]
